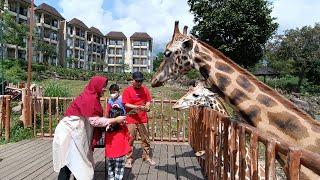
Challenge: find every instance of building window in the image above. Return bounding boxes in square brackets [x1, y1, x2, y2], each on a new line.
[133, 41, 140, 46]
[19, 7, 28, 16]
[116, 49, 122, 55]
[133, 58, 139, 65]
[108, 48, 115, 54]
[133, 49, 139, 55]
[108, 66, 114, 72]
[67, 27, 72, 35]
[141, 41, 148, 46]
[109, 40, 116, 45]
[116, 40, 123, 45]
[108, 57, 114, 64]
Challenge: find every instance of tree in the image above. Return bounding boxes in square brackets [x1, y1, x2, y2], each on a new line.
[268, 24, 320, 91]
[1, 10, 28, 47]
[187, 0, 278, 68]
[153, 52, 163, 71]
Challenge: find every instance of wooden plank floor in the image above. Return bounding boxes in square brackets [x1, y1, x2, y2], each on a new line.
[0, 139, 205, 180]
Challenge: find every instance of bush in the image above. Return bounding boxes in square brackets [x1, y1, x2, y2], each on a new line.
[43, 80, 71, 97]
[266, 75, 299, 92]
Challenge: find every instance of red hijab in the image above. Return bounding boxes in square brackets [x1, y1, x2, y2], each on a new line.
[65, 76, 108, 118]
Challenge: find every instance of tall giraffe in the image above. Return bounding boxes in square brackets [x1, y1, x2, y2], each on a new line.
[173, 81, 266, 180]
[151, 21, 320, 179]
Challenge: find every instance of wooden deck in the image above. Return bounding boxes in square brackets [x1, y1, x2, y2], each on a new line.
[0, 139, 205, 180]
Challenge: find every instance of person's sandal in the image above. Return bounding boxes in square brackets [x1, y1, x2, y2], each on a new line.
[144, 158, 156, 166]
[125, 160, 133, 168]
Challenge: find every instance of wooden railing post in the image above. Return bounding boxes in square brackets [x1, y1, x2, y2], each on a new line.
[22, 88, 32, 127]
[5, 96, 11, 142]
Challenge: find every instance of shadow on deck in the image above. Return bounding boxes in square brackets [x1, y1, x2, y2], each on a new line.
[0, 139, 205, 180]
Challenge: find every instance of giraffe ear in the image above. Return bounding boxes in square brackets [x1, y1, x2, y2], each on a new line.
[182, 39, 193, 51]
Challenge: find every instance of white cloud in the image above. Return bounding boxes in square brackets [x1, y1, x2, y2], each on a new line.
[58, 0, 194, 53]
[271, 0, 320, 34]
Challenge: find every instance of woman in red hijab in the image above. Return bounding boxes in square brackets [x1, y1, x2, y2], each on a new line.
[52, 76, 126, 180]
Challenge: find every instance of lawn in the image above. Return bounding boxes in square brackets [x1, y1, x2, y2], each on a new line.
[39, 79, 188, 100]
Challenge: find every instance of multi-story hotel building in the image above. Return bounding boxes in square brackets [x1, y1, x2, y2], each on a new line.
[129, 32, 153, 73]
[2, 0, 32, 61]
[87, 27, 105, 71]
[35, 3, 64, 66]
[64, 18, 88, 69]
[1, 1, 154, 72]
[105, 31, 127, 73]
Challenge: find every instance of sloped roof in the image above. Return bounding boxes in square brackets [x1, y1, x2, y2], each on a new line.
[35, 3, 64, 20]
[254, 66, 279, 76]
[68, 18, 89, 30]
[130, 32, 152, 40]
[105, 31, 126, 39]
[89, 27, 104, 36]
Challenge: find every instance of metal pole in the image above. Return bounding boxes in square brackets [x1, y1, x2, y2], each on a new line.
[27, 0, 34, 95]
[0, 5, 4, 95]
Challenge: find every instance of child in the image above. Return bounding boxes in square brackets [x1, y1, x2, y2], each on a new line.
[105, 84, 130, 180]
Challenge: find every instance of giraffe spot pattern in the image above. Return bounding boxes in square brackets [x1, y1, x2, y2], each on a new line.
[195, 57, 202, 63]
[215, 62, 234, 74]
[236, 75, 255, 93]
[268, 112, 309, 140]
[229, 89, 249, 106]
[184, 61, 190, 66]
[306, 139, 320, 154]
[243, 105, 262, 125]
[256, 94, 277, 107]
[199, 52, 212, 61]
[200, 65, 210, 80]
[216, 73, 232, 92]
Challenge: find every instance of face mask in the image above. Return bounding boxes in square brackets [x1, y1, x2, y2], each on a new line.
[110, 93, 119, 99]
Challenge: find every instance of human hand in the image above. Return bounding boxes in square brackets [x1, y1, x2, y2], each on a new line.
[114, 116, 126, 124]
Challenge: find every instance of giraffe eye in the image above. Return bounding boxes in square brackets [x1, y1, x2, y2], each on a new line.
[164, 50, 172, 57]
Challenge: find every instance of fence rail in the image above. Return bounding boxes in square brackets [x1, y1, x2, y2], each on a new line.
[188, 107, 320, 180]
[0, 96, 188, 142]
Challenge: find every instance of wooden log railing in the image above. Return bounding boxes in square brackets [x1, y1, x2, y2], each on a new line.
[0, 95, 11, 143]
[188, 107, 320, 180]
[28, 96, 188, 142]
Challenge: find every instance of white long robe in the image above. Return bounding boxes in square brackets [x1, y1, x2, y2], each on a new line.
[52, 116, 94, 180]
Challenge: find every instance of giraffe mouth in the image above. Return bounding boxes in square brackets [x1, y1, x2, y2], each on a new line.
[151, 80, 164, 87]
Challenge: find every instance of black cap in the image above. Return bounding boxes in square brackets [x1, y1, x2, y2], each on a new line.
[132, 71, 144, 81]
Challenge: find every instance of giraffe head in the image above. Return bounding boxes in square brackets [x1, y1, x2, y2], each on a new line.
[172, 81, 220, 110]
[151, 21, 196, 87]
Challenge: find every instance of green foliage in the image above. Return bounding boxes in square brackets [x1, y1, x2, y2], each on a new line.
[153, 52, 164, 71]
[0, 116, 33, 145]
[267, 23, 320, 91]
[1, 10, 28, 47]
[43, 80, 71, 97]
[266, 75, 299, 92]
[0, 59, 27, 83]
[186, 69, 200, 79]
[187, 0, 278, 68]
[34, 41, 57, 64]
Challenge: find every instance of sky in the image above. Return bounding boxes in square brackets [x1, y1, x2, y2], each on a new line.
[34, 0, 320, 53]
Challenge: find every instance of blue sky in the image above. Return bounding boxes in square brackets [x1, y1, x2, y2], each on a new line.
[34, 0, 320, 53]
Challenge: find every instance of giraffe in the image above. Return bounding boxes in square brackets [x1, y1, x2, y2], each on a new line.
[151, 21, 320, 179]
[173, 81, 266, 180]
[172, 81, 228, 115]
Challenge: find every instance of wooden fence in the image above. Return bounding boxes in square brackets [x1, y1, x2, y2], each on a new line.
[21, 96, 188, 142]
[0, 95, 11, 143]
[188, 107, 320, 180]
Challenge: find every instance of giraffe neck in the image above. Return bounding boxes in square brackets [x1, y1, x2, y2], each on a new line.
[193, 40, 320, 154]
